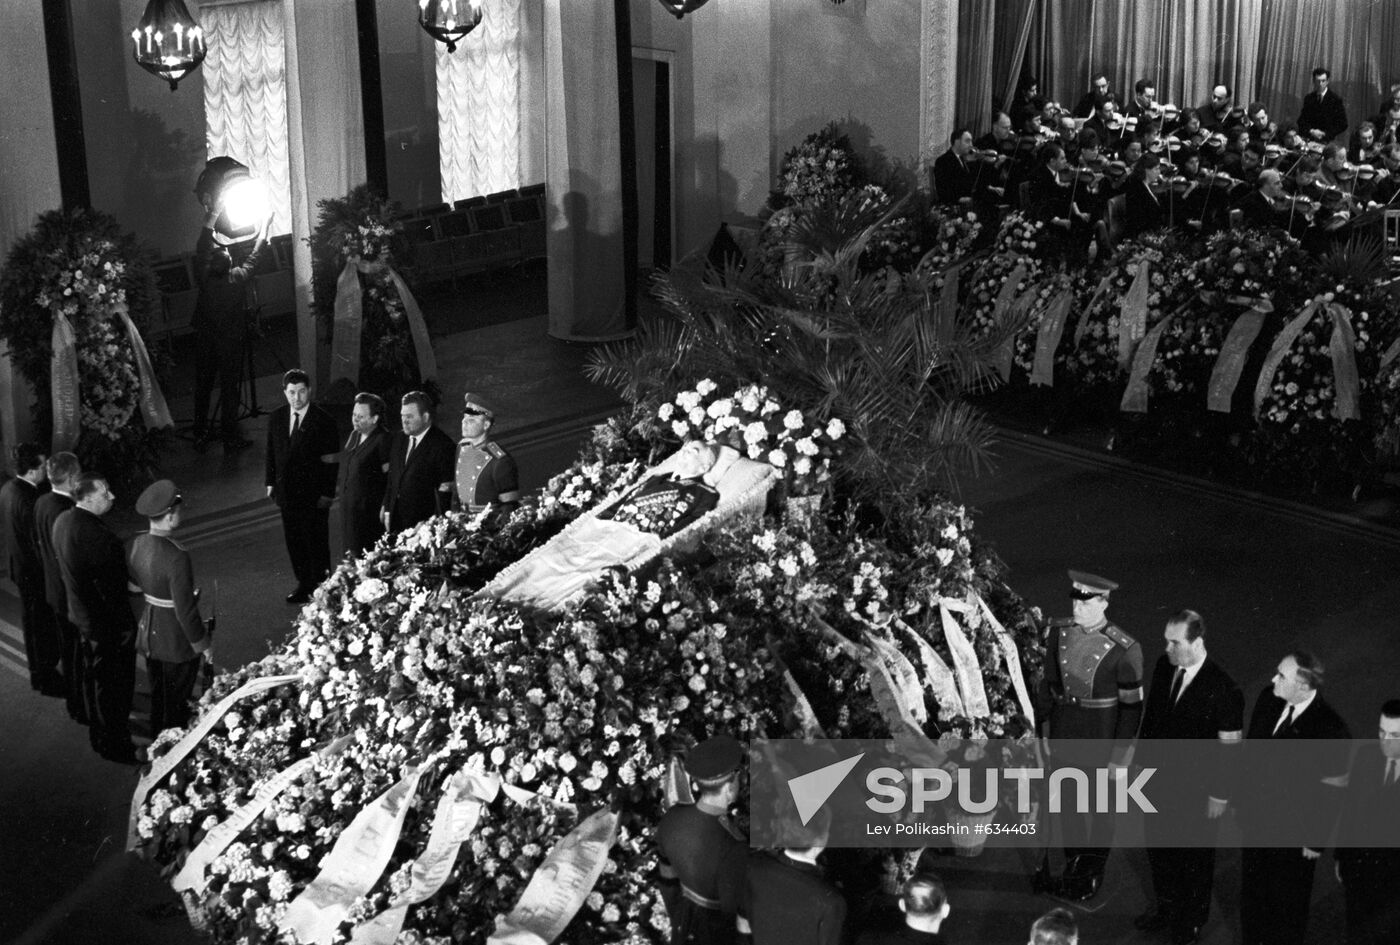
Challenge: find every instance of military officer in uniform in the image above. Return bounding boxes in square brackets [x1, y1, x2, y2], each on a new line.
[450, 392, 521, 521]
[655, 734, 748, 945]
[128, 481, 211, 735]
[1034, 570, 1144, 901]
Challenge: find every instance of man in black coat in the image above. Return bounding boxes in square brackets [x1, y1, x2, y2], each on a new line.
[1236, 649, 1350, 945]
[1333, 699, 1400, 945]
[33, 451, 87, 723]
[932, 128, 977, 207]
[1297, 67, 1349, 144]
[854, 873, 950, 944]
[265, 369, 339, 604]
[52, 474, 140, 764]
[738, 835, 846, 945]
[337, 392, 391, 559]
[1, 443, 61, 694]
[380, 390, 456, 535]
[1133, 610, 1243, 945]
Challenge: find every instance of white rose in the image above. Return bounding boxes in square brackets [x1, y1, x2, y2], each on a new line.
[826, 418, 846, 439]
[706, 399, 733, 418]
[696, 378, 718, 395]
[671, 420, 690, 439]
[743, 421, 768, 444]
[793, 457, 812, 476]
[767, 449, 788, 468]
[783, 409, 804, 431]
[658, 403, 674, 421]
[688, 407, 706, 425]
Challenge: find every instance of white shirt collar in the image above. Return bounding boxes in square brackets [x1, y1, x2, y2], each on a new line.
[1279, 690, 1318, 728]
[1175, 656, 1206, 697]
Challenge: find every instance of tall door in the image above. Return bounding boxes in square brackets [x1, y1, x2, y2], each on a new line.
[631, 54, 673, 272]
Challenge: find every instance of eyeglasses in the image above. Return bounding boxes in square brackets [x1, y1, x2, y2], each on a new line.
[1070, 589, 1104, 602]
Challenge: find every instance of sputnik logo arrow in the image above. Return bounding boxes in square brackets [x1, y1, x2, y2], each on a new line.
[787, 752, 865, 825]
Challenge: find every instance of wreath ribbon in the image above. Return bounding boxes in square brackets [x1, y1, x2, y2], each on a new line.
[50, 312, 81, 452]
[1253, 300, 1358, 420]
[1206, 300, 1273, 413]
[330, 257, 438, 390]
[1118, 259, 1151, 369]
[1120, 304, 1182, 413]
[119, 308, 173, 431]
[937, 600, 991, 718]
[1028, 288, 1074, 387]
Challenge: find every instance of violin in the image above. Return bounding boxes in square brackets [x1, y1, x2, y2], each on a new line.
[967, 148, 1005, 164]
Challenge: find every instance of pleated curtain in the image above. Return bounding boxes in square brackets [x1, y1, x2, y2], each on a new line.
[202, 1, 293, 236]
[437, 0, 523, 203]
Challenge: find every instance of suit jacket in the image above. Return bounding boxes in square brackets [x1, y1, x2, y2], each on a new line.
[1238, 686, 1350, 846]
[742, 852, 846, 945]
[339, 426, 391, 555]
[382, 425, 456, 533]
[127, 532, 208, 663]
[1334, 744, 1400, 866]
[1298, 89, 1348, 142]
[265, 404, 340, 508]
[0, 477, 45, 587]
[52, 507, 137, 643]
[34, 490, 76, 615]
[1123, 177, 1165, 238]
[1136, 655, 1244, 803]
[933, 150, 975, 206]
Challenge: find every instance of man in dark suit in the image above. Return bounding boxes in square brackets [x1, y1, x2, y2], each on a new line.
[854, 873, 950, 944]
[34, 451, 87, 723]
[53, 474, 140, 764]
[1, 443, 62, 695]
[737, 814, 846, 945]
[932, 128, 977, 207]
[1133, 610, 1244, 945]
[1237, 649, 1350, 945]
[1297, 67, 1349, 144]
[127, 480, 210, 735]
[265, 368, 339, 604]
[380, 390, 456, 535]
[1333, 699, 1400, 945]
[337, 392, 391, 558]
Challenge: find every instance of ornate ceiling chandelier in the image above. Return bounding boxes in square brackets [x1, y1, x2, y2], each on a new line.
[129, 0, 207, 91]
[418, 0, 484, 53]
[656, 0, 713, 18]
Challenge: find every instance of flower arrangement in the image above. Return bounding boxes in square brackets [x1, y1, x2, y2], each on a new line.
[656, 379, 845, 495]
[959, 215, 1042, 344]
[138, 390, 1043, 944]
[0, 207, 163, 483]
[1061, 240, 1168, 394]
[309, 185, 427, 404]
[769, 122, 861, 211]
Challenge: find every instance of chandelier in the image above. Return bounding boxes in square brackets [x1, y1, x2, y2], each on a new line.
[418, 0, 483, 53]
[656, 0, 713, 18]
[129, 0, 207, 91]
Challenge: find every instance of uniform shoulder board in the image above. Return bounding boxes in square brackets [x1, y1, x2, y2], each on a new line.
[484, 441, 506, 459]
[1103, 623, 1136, 650]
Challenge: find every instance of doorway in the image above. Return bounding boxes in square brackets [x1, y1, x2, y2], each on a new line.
[631, 50, 674, 272]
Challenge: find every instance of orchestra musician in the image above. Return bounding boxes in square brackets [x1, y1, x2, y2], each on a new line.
[1237, 169, 1308, 236]
[933, 127, 978, 207]
[1350, 121, 1383, 165]
[1056, 114, 1082, 164]
[1298, 67, 1348, 144]
[1220, 126, 1250, 177]
[1123, 152, 1168, 239]
[1246, 102, 1278, 144]
[1083, 96, 1125, 158]
[1126, 78, 1158, 120]
[1377, 99, 1400, 147]
[1197, 84, 1234, 131]
[1011, 75, 1043, 121]
[976, 111, 1017, 156]
[1074, 73, 1114, 119]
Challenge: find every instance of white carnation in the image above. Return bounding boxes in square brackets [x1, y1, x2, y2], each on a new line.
[826, 418, 846, 439]
[783, 409, 805, 431]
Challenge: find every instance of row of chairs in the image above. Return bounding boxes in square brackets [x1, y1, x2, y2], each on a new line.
[148, 234, 297, 339]
[396, 183, 546, 286]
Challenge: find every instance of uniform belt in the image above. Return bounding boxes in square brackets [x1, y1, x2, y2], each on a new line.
[1057, 694, 1118, 708]
[681, 885, 723, 910]
[143, 593, 176, 609]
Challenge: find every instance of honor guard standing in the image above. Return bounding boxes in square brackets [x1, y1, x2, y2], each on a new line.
[1035, 570, 1144, 901]
[127, 480, 211, 735]
[655, 734, 748, 945]
[451, 392, 521, 520]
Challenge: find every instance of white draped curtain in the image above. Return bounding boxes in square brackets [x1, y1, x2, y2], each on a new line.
[437, 0, 523, 203]
[202, 1, 293, 236]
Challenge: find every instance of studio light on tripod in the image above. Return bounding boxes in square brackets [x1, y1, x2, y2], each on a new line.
[194, 156, 271, 244]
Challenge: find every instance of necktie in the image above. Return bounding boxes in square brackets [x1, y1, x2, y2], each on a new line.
[291, 412, 301, 438]
[1387, 758, 1399, 787]
[1274, 704, 1294, 736]
[1169, 667, 1185, 705]
[346, 432, 359, 451]
[406, 435, 417, 461]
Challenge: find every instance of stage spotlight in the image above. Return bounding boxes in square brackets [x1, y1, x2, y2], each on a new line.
[194, 157, 271, 244]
